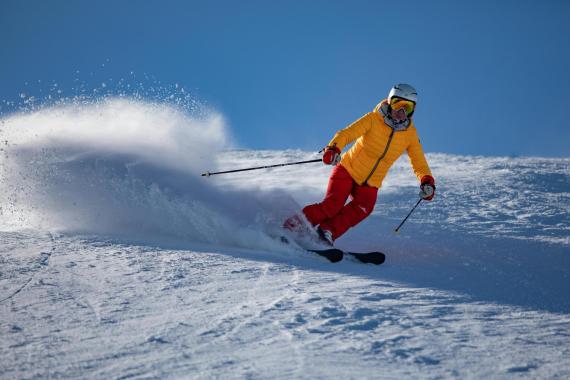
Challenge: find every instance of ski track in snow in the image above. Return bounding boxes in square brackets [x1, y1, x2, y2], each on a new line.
[1, 102, 569, 378]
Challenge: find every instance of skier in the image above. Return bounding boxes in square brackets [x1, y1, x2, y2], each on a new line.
[284, 84, 435, 246]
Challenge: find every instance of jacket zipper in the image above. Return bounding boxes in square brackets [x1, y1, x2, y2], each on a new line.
[363, 128, 395, 185]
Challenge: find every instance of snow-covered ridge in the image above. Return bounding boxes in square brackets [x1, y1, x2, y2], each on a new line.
[215, 149, 570, 247]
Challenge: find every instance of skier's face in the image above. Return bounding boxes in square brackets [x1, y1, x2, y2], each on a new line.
[389, 97, 415, 121]
[391, 106, 408, 122]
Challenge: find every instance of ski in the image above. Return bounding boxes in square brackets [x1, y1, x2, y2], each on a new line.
[308, 249, 344, 263]
[346, 251, 386, 265]
[277, 235, 384, 265]
[307, 249, 385, 264]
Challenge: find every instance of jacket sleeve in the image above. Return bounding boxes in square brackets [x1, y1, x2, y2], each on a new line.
[407, 128, 433, 181]
[327, 112, 374, 151]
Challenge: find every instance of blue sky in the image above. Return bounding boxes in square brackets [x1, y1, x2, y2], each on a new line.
[1, 0, 569, 156]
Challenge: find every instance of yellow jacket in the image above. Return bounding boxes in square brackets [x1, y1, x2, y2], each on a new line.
[328, 99, 433, 188]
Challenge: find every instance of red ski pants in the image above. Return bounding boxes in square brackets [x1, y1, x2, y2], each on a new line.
[302, 165, 378, 241]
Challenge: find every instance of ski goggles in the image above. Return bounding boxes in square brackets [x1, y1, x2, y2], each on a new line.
[389, 97, 415, 115]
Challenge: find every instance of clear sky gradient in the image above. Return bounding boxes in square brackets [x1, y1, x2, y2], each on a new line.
[1, 0, 569, 156]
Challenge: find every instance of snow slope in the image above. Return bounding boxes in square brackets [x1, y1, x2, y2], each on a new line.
[1, 99, 569, 379]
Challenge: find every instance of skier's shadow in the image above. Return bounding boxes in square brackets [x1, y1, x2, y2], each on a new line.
[331, 216, 570, 314]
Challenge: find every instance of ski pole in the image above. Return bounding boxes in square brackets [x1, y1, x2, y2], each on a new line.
[201, 158, 321, 177]
[394, 198, 423, 233]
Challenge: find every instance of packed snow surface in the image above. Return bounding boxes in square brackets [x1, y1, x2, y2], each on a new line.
[1, 99, 569, 379]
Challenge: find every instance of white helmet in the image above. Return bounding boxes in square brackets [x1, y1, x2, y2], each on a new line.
[388, 83, 417, 103]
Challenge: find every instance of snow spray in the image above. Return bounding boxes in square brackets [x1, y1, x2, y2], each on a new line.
[0, 97, 297, 250]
